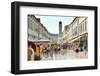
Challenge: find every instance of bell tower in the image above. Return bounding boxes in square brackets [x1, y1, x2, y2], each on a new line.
[59, 21, 62, 36]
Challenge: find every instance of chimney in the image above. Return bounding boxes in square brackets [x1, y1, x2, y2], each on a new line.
[37, 18, 41, 22]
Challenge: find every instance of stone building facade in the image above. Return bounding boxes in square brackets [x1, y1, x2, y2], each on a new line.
[58, 17, 88, 48]
[28, 15, 52, 41]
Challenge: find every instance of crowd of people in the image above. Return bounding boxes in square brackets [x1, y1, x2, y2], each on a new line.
[28, 41, 61, 61]
[28, 41, 45, 61]
[62, 42, 88, 54]
[28, 41, 88, 61]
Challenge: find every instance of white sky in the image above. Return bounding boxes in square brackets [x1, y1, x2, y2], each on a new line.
[36, 15, 75, 34]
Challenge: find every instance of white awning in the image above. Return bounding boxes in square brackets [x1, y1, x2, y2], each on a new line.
[28, 39, 51, 43]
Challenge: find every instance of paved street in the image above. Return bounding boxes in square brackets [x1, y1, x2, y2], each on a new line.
[41, 49, 88, 60]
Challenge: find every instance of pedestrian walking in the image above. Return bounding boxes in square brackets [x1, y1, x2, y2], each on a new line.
[28, 42, 34, 61]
